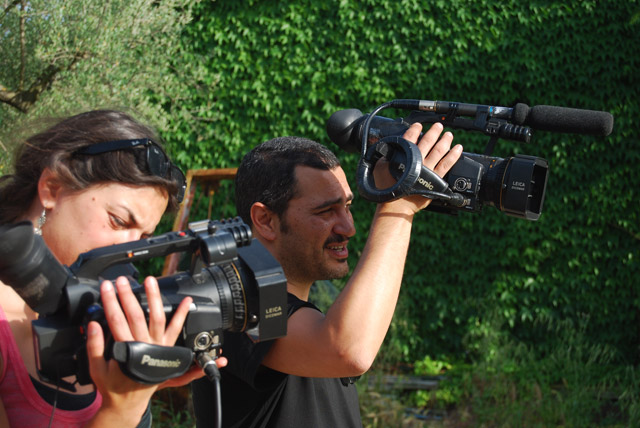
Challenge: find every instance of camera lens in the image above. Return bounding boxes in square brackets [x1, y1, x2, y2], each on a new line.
[482, 155, 549, 220]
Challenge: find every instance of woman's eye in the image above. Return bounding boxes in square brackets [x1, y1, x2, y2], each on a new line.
[110, 214, 127, 228]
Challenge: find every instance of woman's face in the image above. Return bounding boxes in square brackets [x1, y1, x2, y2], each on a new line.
[42, 182, 169, 266]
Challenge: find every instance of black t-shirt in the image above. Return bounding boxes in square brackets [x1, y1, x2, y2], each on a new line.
[192, 293, 362, 428]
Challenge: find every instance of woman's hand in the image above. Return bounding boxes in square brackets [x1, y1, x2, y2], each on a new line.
[85, 276, 227, 427]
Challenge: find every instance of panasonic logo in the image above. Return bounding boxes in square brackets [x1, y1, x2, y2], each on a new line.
[140, 354, 182, 368]
[417, 177, 434, 190]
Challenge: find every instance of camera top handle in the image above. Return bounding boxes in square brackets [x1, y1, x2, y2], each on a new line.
[71, 218, 251, 280]
[357, 100, 471, 205]
[403, 108, 532, 156]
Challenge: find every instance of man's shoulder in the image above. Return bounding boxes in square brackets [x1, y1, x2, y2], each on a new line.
[287, 292, 320, 316]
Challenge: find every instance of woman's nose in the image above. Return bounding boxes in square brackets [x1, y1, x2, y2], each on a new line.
[116, 230, 143, 245]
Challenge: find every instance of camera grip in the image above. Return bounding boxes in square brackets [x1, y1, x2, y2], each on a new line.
[356, 136, 423, 203]
[112, 341, 194, 384]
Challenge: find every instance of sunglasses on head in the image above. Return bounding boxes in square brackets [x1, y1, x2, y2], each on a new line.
[74, 138, 186, 203]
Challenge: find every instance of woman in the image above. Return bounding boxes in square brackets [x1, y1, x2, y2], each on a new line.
[0, 110, 226, 427]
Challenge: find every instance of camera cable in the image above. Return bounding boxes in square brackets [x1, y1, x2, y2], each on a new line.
[197, 351, 222, 428]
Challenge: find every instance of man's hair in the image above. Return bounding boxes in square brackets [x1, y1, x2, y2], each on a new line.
[235, 136, 340, 227]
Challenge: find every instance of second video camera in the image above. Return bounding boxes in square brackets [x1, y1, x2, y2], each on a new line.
[327, 99, 613, 221]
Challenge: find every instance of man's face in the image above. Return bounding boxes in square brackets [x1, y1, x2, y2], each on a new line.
[272, 165, 356, 286]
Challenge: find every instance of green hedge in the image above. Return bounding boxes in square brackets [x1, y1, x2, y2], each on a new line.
[169, 0, 640, 364]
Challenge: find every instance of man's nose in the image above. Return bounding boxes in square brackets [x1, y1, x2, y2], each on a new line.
[334, 211, 356, 238]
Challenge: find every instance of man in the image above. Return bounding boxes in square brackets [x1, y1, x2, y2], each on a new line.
[192, 122, 462, 427]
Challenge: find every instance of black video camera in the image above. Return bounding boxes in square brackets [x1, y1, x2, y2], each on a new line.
[327, 99, 614, 220]
[0, 218, 287, 392]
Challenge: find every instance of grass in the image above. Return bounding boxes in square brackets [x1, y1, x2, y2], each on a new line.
[151, 356, 639, 428]
[151, 296, 640, 427]
[151, 387, 196, 428]
[372, 314, 640, 428]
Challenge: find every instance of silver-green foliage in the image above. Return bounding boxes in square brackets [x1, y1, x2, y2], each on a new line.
[0, 0, 208, 172]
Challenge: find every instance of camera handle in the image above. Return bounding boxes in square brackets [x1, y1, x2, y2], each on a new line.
[111, 341, 195, 384]
[357, 101, 467, 206]
[357, 136, 421, 203]
[111, 342, 223, 428]
[357, 135, 467, 206]
[403, 109, 533, 156]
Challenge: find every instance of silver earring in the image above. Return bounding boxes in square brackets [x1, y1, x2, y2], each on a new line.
[34, 209, 47, 235]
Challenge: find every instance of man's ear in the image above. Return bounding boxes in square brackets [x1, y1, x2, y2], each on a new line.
[250, 202, 278, 241]
[37, 168, 63, 210]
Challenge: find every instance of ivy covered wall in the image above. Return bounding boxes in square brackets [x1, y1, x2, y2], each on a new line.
[170, 0, 640, 364]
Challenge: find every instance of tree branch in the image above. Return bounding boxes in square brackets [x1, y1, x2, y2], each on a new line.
[0, 51, 90, 113]
[1, 0, 21, 21]
[0, 84, 25, 112]
[19, 0, 26, 90]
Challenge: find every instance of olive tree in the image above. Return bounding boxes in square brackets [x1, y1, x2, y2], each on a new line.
[0, 0, 211, 171]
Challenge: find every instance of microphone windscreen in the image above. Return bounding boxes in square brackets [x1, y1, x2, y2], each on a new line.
[512, 103, 530, 125]
[527, 105, 614, 136]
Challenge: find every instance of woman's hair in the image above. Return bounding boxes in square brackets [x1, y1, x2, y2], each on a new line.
[0, 110, 182, 224]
